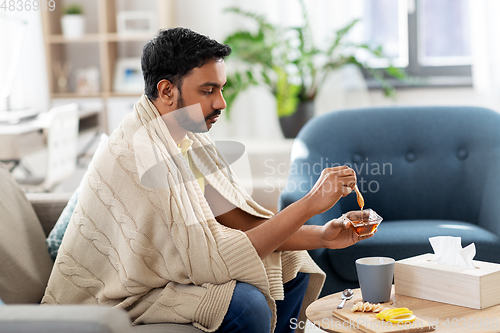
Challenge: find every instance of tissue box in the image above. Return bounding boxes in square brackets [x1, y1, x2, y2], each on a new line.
[394, 253, 500, 309]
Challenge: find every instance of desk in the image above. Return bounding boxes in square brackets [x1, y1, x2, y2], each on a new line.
[0, 109, 100, 164]
[306, 287, 500, 333]
[0, 118, 48, 161]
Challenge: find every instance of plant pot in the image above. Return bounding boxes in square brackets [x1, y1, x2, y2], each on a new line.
[61, 15, 85, 39]
[279, 101, 315, 138]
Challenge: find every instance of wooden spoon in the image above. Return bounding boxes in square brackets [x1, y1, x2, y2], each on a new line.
[354, 184, 364, 211]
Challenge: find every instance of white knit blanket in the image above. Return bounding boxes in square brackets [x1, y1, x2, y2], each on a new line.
[42, 95, 325, 332]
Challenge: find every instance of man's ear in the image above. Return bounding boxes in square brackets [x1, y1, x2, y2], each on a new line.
[157, 79, 176, 106]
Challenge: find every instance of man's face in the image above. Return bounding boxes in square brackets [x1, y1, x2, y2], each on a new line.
[173, 59, 227, 133]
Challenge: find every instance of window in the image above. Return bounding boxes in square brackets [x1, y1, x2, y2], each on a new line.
[361, 0, 408, 68]
[359, 0, 472, 86]
[418, 0, 471, 67]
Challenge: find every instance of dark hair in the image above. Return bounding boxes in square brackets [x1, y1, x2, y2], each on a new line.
[141, 27, 231, 100]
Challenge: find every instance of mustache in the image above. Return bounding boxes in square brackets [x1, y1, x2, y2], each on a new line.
[205, 109, 222, 120]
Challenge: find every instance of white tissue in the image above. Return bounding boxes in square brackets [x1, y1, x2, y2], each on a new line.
[429, 236, 476, 269]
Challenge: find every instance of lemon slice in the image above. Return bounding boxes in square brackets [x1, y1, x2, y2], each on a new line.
[387, 314, 416, 324]
[376, 308, 411, 321]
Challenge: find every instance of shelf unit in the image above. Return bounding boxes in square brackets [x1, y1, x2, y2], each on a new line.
[41, 0, 175, 133]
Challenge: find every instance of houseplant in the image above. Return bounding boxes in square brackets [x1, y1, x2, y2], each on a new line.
[223, 1, 405, 138]
[61, 4, 85, 39]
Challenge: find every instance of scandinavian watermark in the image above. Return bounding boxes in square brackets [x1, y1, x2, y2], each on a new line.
[263, 156, 393, 195]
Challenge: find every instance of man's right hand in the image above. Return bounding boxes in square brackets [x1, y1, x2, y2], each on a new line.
[213, 165, 357, 259]
[303, 166, 357, 216]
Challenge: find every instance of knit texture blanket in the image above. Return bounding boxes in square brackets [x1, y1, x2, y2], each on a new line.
[42, 95, 325, 332]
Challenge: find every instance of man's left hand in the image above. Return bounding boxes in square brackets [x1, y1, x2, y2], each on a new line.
[321, 217, 375, 249]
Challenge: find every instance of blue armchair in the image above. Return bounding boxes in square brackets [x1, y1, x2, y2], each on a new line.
[278, 106, 500, 297]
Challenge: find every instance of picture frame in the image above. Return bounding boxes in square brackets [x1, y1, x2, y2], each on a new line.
[113, 58, 144, 93]
[75, 66, 100, 94]
[116, 11, 157, 34]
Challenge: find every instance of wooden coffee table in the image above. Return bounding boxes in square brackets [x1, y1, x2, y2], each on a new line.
[306, 286, 500, 333]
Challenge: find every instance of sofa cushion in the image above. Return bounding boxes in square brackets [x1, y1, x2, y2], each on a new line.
[132, 323, 203, 332]
[0, 305, 132, 333]
[327, 220, 500, 282]
[46, 187, 80, 260]
[0, 163, 53, 303]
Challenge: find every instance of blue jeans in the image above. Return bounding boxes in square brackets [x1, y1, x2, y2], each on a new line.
[215, 273, 310, 333]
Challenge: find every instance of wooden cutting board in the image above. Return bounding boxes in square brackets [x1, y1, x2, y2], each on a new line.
[331, 297, 435, 333]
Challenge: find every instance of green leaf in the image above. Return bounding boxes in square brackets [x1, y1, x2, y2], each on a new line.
[275, 67, 301, 117]
[64, 4, 83, 14]
[223, 71, 260, 119]
[261, 70, 273, 88]
[328, 19, 359, 53]
[386, 66, 407, 80]
[366, 67, 397, 99]
[246, 70, 257, 84]
[224, 30, 275, 66]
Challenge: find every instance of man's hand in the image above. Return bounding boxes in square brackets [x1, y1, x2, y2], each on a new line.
[320, 215, 375, 249]
[303, 166, 356, 216]
[207, 166, 362, 258]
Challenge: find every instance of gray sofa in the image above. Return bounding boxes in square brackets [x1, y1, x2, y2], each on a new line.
[0, 171, 202, 332]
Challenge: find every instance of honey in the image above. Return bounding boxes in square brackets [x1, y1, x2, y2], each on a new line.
[346, 208, 382, 237]
[354, 185, 364, 211]
[348, 184, 382, 236]
[349, 222, 379, 236]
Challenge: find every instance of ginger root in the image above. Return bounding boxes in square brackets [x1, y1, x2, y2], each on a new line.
[350, 301, 384, 313]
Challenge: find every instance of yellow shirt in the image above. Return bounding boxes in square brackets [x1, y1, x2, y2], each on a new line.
[178, 137, 205, 194]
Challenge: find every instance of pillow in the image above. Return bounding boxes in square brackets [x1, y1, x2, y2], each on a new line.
[46, 187, 80, 260]
[0, 163, 53, 304]
[0, 298, 4, 305]
[46, 134, 109, 260]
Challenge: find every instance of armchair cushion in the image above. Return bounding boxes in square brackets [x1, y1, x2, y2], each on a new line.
[0, 164, 53, 303]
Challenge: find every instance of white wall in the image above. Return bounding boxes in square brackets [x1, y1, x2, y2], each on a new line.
[367, 87, 482, 109]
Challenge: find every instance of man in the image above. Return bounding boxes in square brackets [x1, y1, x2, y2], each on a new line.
[43, 28, 372, 333]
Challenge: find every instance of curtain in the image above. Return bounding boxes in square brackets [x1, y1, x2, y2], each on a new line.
[469, 0, 500, 112]
[0, 11, 48, 112]
[0, 14, 26, 107]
